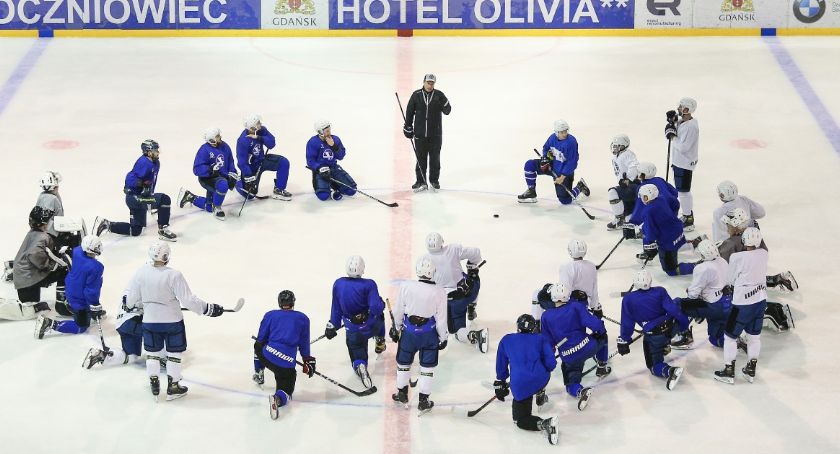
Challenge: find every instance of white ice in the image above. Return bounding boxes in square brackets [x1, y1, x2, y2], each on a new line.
[0, 36, 839, 453]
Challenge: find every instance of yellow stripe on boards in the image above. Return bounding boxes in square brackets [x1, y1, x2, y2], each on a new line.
[51, 29, 395, 38]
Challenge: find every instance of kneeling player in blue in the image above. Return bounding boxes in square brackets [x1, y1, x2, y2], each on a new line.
[178, 128, 239, 221]
[306, 120, 357, 201]
[626, 162, 679, 226]
[539, 283, 610, 411]
[235, 114, 293, 201]
[94, 140, 177, 242]
[673, 240, 732, 349]
[630, 184, 695, 277]
[83, 293, 146, 369]
[390, 257, 448, 415]
[253, 290, 316, 419]
[494, 314, 560, 446]
[323, 255, 386, 389]
[618, 270, 688, 390]
[34, 235, 104, 339]
[517, 119, 589, 205]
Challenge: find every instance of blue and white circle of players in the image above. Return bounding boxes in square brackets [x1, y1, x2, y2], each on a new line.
[179, 128, 239, 221]
[253, 290, 316, 420]
[424, 232, 488, 353]
[664, 97, 699, 230]
[517, 119, 589, 204]
[390, 256, 448, 415]
[235, 114, 293, 201]
[124, 241, 226, 402]
[494, 314, 560, 446]
[617, 269, 688, 391]
[323, 255, 386, 389]
[673, 239, 730, 349]
[306, 120, 358, 201]
[605, 134, 640, 230]
[631, 184, 697, 277]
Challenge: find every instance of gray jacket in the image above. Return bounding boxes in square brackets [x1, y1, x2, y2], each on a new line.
[718, 233, 768, 262]
[36, 191, 63, 237]
[13, 229, 56, 289]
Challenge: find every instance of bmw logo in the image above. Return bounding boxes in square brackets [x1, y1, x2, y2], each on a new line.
[793, 0, 826, 24]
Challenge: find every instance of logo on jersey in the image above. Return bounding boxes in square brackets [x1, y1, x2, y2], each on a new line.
[793, 0, 826, 23]
[321, 149, 334, 161]
[647, 0, 680, 16]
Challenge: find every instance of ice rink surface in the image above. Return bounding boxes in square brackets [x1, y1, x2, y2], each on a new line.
[1, 35, 839, 453]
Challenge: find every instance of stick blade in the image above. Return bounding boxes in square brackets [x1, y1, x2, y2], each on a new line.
[386, 202, 399, 208]
[356, 386, 378, 397]
[225, 297, 245, 313]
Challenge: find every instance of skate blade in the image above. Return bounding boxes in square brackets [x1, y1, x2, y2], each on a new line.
[269, 396, 280, 420]
[577, 389, 592, 411]
[417, 408, 432, 417]
[166, 393, 187, 401]
[741, 372, 755, 384]
[517, 199, 537, 204]
[713, 376, 734, 385]
[683, 225, 695, 232]
[670, 344, 693, 351]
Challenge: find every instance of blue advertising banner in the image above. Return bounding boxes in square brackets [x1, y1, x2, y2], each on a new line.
[0, 0, 260, 29]
[330, 0, 634, 29]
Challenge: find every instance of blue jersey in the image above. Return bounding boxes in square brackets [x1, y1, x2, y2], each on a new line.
[64, 247, 104, 311]
[496, 332, 557, 401]
[541, 133, 579, 176]
[236, 127, 277, 177]
[124, 156, 159, 195]
[540, 300, 605, 364]
[641, 196, 686, 251]
[306, 135, 346, 170]
[256, 309, 311, 369]
[619, 287, 689, 341]
[329, 277, 385, 333]
[193, 141, 235, 179]
[628, 176, 678, 224]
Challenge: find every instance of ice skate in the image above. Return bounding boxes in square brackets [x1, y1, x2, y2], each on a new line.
[714, 361, 735, 385]
[272, 188, 292, 201]
[595, 362, 611, 379]
[213, 206, 226, 221]
[517, 187, 537, 203]
[468, 328, 489, 353]
[417, 393, 434, 416]
[671, 327, 694, 350]
[158, 225, 177, 242]
[150, 376, 161, 402]
[355, 363, 373, 389]
[681, 213, 695, 232]
[82, 348, 111, 369]
[574, 178, 590, 198]
[177, 188, 196, 208]
[741, 358, 757, 383]
[538, 416, 559, 445]
[392, 386, 409, 408]
[577, 387, 592, 411]
[412, 181, 428, 193]
[166, 375, 188, 401]
[666, 366, 684, 390]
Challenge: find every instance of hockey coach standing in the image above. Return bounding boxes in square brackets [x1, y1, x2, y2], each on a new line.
[403, 74, 452, 192]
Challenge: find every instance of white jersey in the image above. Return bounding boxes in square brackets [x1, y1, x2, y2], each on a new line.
[671, 118, 699, 170]
[728, 249, 768, 306]
[36, 191, 64, 237]
[711, 195, 766, 242]
[611, 149, 639, 182]
[558, 259, 600, 311]
[115, 290, 143, 330]
[125, 264, 208, 324]
[427, 243, 482, 290]
[687, 257, 728, 303]
[394, 280, 448, 342]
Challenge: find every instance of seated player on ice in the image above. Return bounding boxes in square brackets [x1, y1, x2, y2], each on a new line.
[605, 134, 640, 230]
[235, 114, 293, 201]
[306, 120, 357, 201]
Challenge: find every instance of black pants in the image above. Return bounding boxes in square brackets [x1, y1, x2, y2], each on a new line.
[414, 136, 442, 185]
[256, 348, 297, 397]
[512, 395, 542, 431]
[16, 269, 66, 303]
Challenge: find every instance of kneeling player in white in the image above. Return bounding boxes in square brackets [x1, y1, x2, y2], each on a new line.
[712, 180, 765, 243]
[606, 134, 640, 230]
[390, 257, 448, 414]
[83, 293, 145, 369]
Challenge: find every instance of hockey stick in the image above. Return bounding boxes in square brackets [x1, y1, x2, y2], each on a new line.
[94, 316, 110, 354]
[238, 162, 266, 217]
[395, 92, 432, 192]
[385, 298, 418, 388]
[581, 332, 643, 378]
[665, 137, 672, 183]
[181, 298, 245, 313]
[467, 395, 497, 418]
[533, 149, 595, 220]
[595, 236, 625, 270]
[305, 166, 398, 208]
[310, 325, 344, 345]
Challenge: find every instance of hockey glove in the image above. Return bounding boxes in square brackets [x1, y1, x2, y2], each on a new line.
[617, 338, 631, 356]
[722, 285, 734, 296]
[438, 339, 448, 350]
[318, 166, 332, 181]
[571, 290, 589, 302]
[664, 123, 677, 140]
[90, 304, 104, 320]
[539, 155, 551, 172]
[591, 330, 607, 342]
[590, 307, 604, 320]
[403, 125, 414, 139]
[623, 224, 639, 240]
[494, 380, 510, 401]
[643, 243, 659, 260]
[243, 175, 257, 184]
[619, 178, 631, 188]
[204, 303, 224, 317]
[389, 326, 401, 343]
[141, 181, 154, 197]
[324, 323, 338, 340]
[466, 261, 480, 280]
[302, 356, 316, 378]
[666, 110, 679, 124]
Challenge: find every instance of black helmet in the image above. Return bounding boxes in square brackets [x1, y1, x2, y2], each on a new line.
[516, 314, 537, 334]
[278, 290, 296, 308]
[141, 139, 159, 154]
[29, 206, 54, 228]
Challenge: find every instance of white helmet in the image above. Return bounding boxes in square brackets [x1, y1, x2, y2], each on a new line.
[717, 180, 738, 202]
[696, 239, 720, 261]
[550, 282, 571, 304]
[553, 119, 569, 133]
[741, 227, 762, 248]
[610, 134, 630, 156]
[721, 207, 749, 229]
[148, 241, 171, 264]
[679, 97, 697, 114]
[415, 256, 436, 280]
[203, 128, 221, 145]
[346, 255, 365, 278]
[39, 171, 62, 191]
[81, 235, 102, 256]
[314, 119, 331, 135]
[637, 162, 657, 180]
[426, 232, 444, 253]
[567, 239, 587, 259]
[244, 114, 262, 130]
[625, 165, 640, 182]
[639, 184, 659, 202]
[633, 269, 653, 291]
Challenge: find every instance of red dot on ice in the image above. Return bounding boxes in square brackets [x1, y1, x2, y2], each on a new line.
[731, 139, 767, 150]
[43, 140, 79, 150]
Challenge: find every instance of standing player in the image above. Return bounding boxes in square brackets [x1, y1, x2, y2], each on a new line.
[712, 181, 765, 242]
[83, 292, 146, 369]
[323, 255, 386, 389]
[605, 134, 640, 230]
[714, 228, 768, 384]
[629, 184, 696, 276]
[13, 207, 67, 316]
[125, 241, 227, 401]
[518, 120, 589, 204]
[665, 97, 699, 230]
[34, 235, 104, 339]
[235, 114, 292, 201]
[178, 129, 239, 221]
[494, 314, 560, 445]
[672, 240, 730, 349]
[253, 290, 316, 419]
[424, 232, 488, 352]
[390, 257, 448, 414]
[402, 74, 452, 191]
[617, 270, 688, 390]
[94, 140, 177, 241]
[540, 283, 610, 411]
[306, 120, 358, 201]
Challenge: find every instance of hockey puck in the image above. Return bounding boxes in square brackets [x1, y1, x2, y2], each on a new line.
[493, 214, 499, 218]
